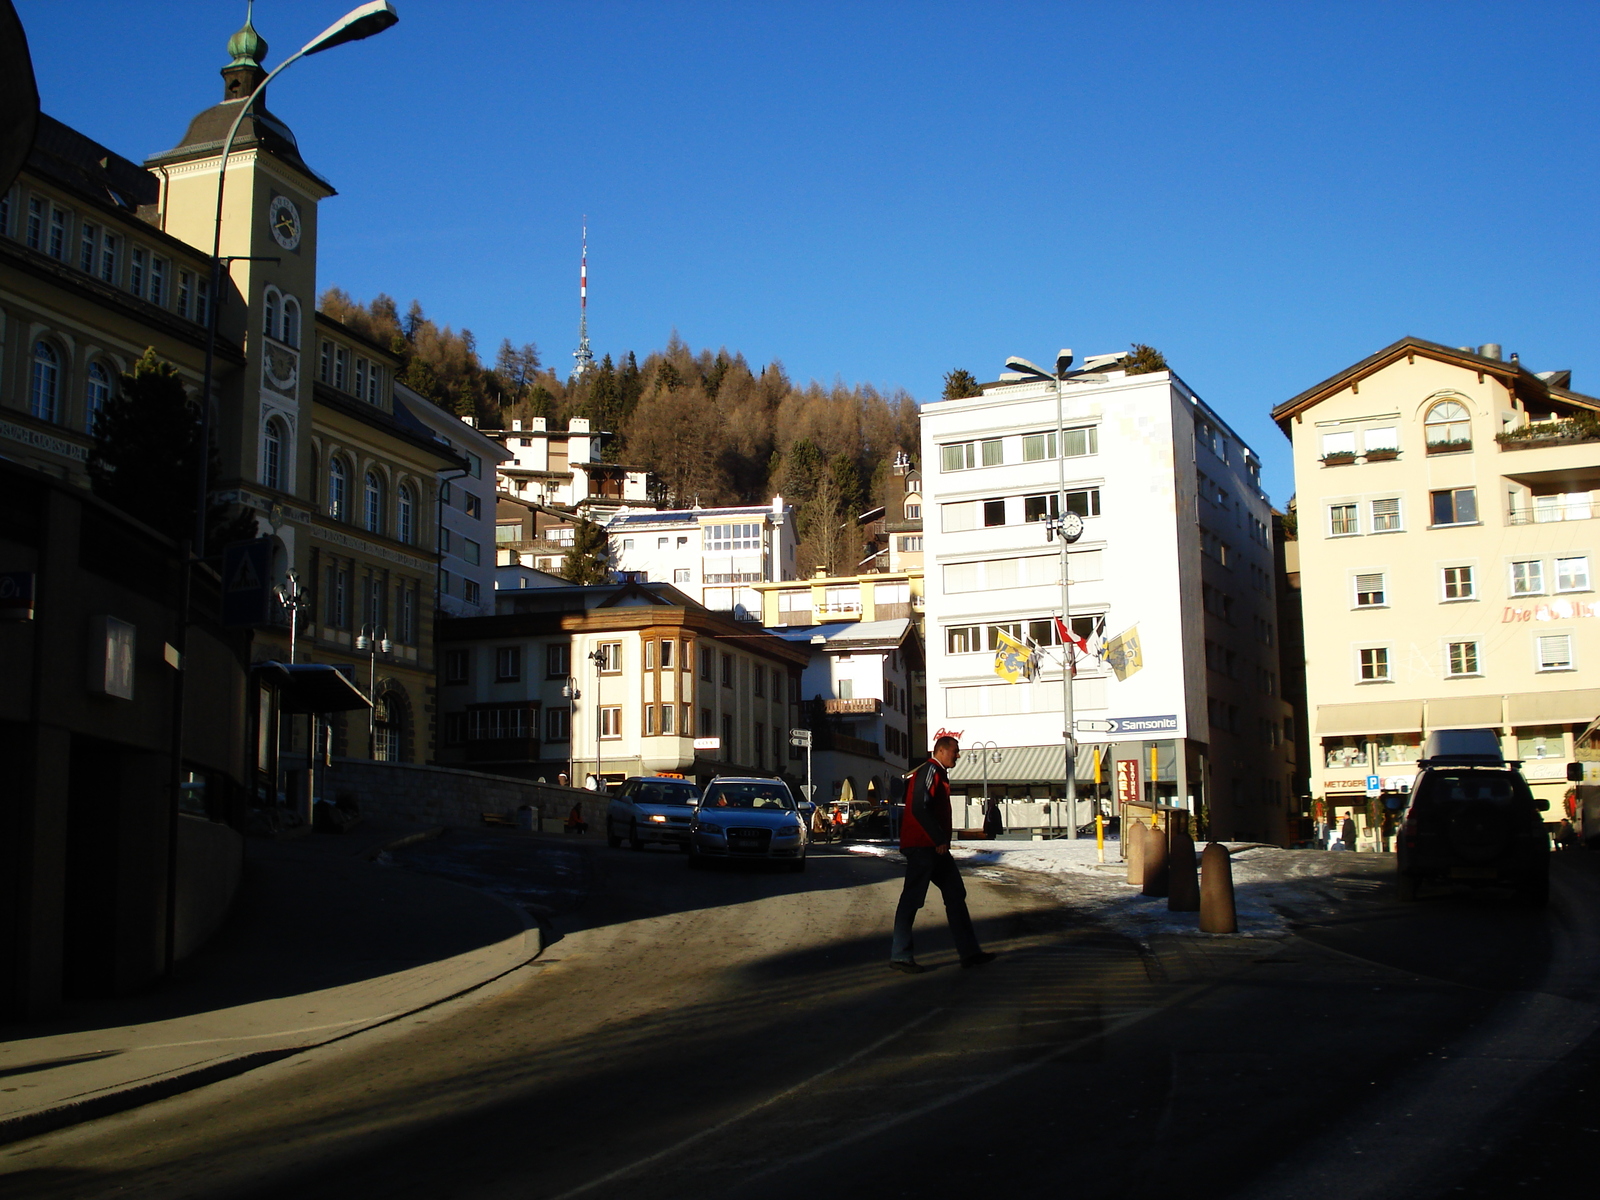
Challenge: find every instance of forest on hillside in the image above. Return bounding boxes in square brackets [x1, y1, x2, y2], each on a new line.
[319, 288, 926, 574]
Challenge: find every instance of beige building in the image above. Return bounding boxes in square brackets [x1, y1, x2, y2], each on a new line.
[1274, 337, 1600, 839]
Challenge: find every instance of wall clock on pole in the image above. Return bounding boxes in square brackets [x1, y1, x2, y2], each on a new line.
[268, 194, 301, 250]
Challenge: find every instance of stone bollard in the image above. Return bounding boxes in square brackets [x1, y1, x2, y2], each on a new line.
[1199, 842, 1237, 933]
[1142, 823, 1169, 897]
[1125, 819, 1147, 884]
[1168, 824, 1200, 912]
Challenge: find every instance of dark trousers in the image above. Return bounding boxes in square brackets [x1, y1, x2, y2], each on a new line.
[891, 847, 981, 962]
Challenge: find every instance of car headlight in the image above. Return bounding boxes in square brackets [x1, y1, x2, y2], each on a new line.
[774, 824, 802, 839]
[695, 824, 725, 837]
[648, 814, 667, 823]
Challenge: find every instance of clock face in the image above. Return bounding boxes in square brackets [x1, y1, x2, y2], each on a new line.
[1061, 511, 1085, 542]
[268, 195, 301, 250]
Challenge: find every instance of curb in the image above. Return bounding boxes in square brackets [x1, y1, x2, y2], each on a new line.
[361, 825, 447, 861]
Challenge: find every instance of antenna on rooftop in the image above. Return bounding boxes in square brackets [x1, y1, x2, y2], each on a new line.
[572, 219, 595, 380]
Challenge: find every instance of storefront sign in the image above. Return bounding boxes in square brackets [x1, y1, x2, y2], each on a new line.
[1115, 758, 1142, 805]
[1106, 713, 1179, 735]
[1324, 777, 1368, 792]
[1502, 601, 1599, 623]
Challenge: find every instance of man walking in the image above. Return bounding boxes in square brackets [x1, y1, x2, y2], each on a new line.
[890, 736, 996, 974]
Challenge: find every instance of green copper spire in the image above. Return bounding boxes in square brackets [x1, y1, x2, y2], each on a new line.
[226, 1, 268, 67]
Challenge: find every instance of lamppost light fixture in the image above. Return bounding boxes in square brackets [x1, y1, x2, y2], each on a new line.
[303, 1, 399, 56]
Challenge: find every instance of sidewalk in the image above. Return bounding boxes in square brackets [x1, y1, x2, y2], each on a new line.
[0, 821, 543, 1146]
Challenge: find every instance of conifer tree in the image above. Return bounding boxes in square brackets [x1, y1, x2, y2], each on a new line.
[561, 517, 612, 584]
[942, 368, 982, 399]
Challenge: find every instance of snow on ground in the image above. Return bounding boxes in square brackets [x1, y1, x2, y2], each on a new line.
[844, 837, 1389, 943]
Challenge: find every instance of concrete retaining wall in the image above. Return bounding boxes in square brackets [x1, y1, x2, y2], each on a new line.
[174, 815, 244, 962]
[321, 757, 601, 830]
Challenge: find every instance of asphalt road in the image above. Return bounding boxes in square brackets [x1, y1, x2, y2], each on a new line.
[3, 836, 1598, 1200]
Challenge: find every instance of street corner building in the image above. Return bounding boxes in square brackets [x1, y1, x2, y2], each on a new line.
[920, 352, 1298, 844]
[0, 10, 465, 1013]
[1275, 337, 1600, 847]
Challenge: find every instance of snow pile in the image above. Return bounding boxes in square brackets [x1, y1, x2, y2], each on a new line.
[844, 838, 1385, 942]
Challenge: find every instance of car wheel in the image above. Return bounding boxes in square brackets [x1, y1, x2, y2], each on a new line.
[606, 821, 622, 849]
[1395, 872, 1418, 902]
[629, 821, 644, 851]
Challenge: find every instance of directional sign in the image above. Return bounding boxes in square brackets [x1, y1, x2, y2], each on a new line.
[1107, 714, 1179, 735]
[1074, 719, 1114, 733]
[693, 737, 721, 750]
[788, 728, 813, 747]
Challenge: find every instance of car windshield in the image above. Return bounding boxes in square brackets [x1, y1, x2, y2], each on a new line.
[630, 782, 700, 806]
[1414, 770, 1529, 809]
[701, 783, 794, 810]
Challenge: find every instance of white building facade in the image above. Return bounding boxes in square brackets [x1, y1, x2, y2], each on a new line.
[921, 362, 1295, 842]
[491, 416, 649, 515]
[606, 500, 798, 618]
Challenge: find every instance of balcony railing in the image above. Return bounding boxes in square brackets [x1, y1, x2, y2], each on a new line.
[1507, 499, 1595, 525]
[824, 697, 882, 716]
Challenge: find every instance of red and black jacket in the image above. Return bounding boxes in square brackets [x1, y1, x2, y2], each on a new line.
[901, 758, 952, 849]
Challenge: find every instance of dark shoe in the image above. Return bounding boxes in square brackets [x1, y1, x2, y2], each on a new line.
[888, 959, 926, 974]
[961, 952, 997, 969]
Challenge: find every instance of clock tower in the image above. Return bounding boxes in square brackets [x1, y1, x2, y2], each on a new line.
[145, 9, 335, 567]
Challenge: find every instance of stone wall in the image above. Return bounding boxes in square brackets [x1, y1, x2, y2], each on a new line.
[322, 757, 603, 830]
[174, 815, 244, 961]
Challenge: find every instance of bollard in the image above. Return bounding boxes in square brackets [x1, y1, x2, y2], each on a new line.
[1125, 819, 1147, 884]
[1199, 842, 1237, 933]
[516, 804, 536, 832]
[1142, 823, 1169, 897]
[1168, 824, 1199, 912]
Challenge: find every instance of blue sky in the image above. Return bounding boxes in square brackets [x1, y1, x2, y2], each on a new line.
[18, 1, 1600, 505]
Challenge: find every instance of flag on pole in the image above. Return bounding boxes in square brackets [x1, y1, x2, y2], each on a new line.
[1103, 624, 1144, 681]
[993, 629, 1035, 684]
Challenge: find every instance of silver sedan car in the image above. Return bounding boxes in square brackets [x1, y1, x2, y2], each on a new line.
[687, 777, 808, 872]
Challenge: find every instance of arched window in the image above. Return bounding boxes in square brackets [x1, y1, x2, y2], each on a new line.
[1425, 400, 1472, 452]
[328, 456, 348, 521]
[30, 340, 60, 423]
[262, 418, 285, 490]
[263, 287, 279, 340]
[397, 483, 416, 545]
[364, 471, 384, 534]
[373, 689, 404, 761]
[85, 361, 111, 433]
[281, 295, 301, 347]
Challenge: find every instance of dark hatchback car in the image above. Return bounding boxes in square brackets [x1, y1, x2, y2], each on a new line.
[1396, 729, 1550, 905]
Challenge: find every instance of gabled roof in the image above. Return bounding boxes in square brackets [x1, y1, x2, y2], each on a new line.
[1271, 336, 1600, 437]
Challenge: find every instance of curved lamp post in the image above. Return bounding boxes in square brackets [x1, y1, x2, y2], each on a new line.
[357, 623, 391, 757]
[970, 740, 1003, 836]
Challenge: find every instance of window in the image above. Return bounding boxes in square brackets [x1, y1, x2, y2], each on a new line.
[78, 221, 96, 272]
[262, 418, 284, 489]
[149, 257, 166, 305]
[1358, 646, 1390, 681]
[1364, 426, 1398, 452]
[660, 640, 674, 670]
[1023, 427, 1097, 461]
[320, 340, 332, 383]
[1430, 488, 1477, 526]
[177, 269, 193, 319]
[398, 586, 415, 644]
[1354, 573, 1385, 607]
[946, 624, 980, 654]
[753, 722, 765, 768]
[657, 536, 670, 549]
[596, 642, 622, 672]
[722, 713, 735, 752]
[643, 640, 655, 671]
[354, 357, 368, 399]
[85, 362, 111, 434]
[325, 563, 350, 628]
[939, 440, 999, 471]
[29, 341, 59, 423]
[1024, 493, 1058, 523]
[195, 275, 210, 325]
[722, 654, 733, 686]
[334, 346, 350, 391]
[47, 205, 67, 260]
[1371, 498, 1401, 532]
[1425, 400, 1472, 452]
[546, 707, 570, 741]
[1442, 565, 1474, 600]
[644, 705, 655, 735]
[753, 664, 764, 697]
[364, 472, 384, 533]
[545, 643, 570, 678]
[704, 522, 762, 551]
[467, 707, 533, 741]
[941, 501, 977, 532]
[282, 296, 300, 347]
[464, 492, 481, 519]
[1538, 634, 1573, 672]
[823, 586, 860, 613]
[600, 707, 622, 739]
[463, 539, 481, 566]
[1511, 560, 1544, 596]
[981, 499, 1007, 527]
[0, 188, 11, 236]
[899, 536, 923, 552]
[701, 647, 714, 680]
[97, 232, 118, 284]
[266, 290, 282, 339]
[24, 196, 42, 248]
[1064, 488, 1101, 518]
[904, 503, 922, 519]
[1555, 557, 1590, 592]
[1447, 641, 1480, 676]
[328, 458, 348, 521]
[1321, 431, 1356, 457]
[496, 646, 522, 681]
[674, 568, 691, 583]
[1329, 504, 1358, 536]
[464, 579, 481, 605]
[397, 485, 415, 545]
[129, 246, 145, 296]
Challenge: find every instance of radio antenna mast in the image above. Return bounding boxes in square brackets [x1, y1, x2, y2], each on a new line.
[572, 219, 595, 380]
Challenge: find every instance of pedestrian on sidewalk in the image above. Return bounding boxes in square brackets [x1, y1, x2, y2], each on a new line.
[889, 736, 995, 974]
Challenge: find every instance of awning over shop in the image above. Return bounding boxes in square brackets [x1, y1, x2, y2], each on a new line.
[1315, 700, 1422, 736]
[1506, 688, 1600, 726]
[947, 743, 1110, 785]
[253, 661, 371, 714]
[1425, 695, 1504, 730]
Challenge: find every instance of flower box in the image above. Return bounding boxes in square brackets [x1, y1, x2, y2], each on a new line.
[1319, 452, 1356, 466]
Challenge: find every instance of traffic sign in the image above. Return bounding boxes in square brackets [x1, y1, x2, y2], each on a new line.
[1365, 774, 1381, 798]
[1074, 719, 1114, 733]
[788, 728, 813, 747]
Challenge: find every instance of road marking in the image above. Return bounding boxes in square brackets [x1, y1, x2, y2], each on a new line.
[543, 1007, 946, 1200]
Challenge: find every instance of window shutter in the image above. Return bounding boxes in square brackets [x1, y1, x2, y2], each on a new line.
[1539, 634, 1573, 669]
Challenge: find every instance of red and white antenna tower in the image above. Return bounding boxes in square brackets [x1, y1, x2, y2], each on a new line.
[572, 219, 595, 379]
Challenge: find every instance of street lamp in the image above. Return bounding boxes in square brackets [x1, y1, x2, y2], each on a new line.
[1004, 350, 1090, 838]
[587, 645, 607, 791]
[970, 740, 1003, 836]
[194, 1, 400, 552]
[356, 623, 391, 758]
[272, 567, 309, 664]
[562, 673, 582, 789]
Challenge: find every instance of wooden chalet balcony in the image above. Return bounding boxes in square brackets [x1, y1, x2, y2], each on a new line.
[824, 697, 882, 716]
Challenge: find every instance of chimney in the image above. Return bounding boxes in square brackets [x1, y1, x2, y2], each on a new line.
[512, 419, 522, 431]
[1478, 343, 1502, 361]
[531, 417, 547, 432]
[771, 494, 784, 513]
